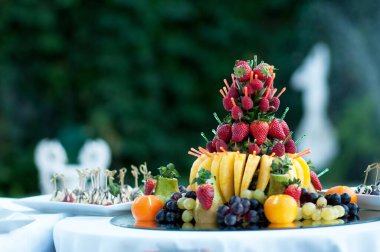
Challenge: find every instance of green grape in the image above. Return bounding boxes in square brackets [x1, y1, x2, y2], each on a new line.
[316, 197, 327, 208]
[183, 198, 196, 210]
[302, 203, 316, 217]
[182, 210, 194, 223]
[182, 222, 194, 230]
[178, 197, 186, 210]
[295, 207, 303, 221]
[251, 189, 265, 204]
[334, 205, 345, 218]
[311, 209, 322, 221]
[240, 189, 253, 199]
[321, 208, 336, 221]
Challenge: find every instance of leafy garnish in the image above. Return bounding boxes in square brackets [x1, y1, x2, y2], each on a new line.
[108, 182, 120, 197]
[191, 168, 213, 185]
[233, 65, 247, 78]
[271, 155, 293, 175]
[157, 163, 180, 179]
[259, 62, 271, 77]
[307, 159, 315, 170]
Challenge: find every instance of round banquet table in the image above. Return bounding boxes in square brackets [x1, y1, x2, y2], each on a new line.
[54, 216, 380, 252]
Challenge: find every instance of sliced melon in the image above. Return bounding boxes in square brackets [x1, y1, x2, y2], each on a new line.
[219, 152, 235, 202]
[233, 152, 247, 196]
[256, 155, 273, 192]
[239, 154, 260, 196]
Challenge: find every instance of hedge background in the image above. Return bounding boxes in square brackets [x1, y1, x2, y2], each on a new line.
[1, 0, 379, 196]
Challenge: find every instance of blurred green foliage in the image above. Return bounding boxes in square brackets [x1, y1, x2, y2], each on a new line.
[0, 0, 379, 196]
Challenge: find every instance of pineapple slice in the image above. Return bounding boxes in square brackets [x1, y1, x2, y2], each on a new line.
[189, 155, 207, 189]
[296, 157, 311, 188]
[239, 154, 260, 196]
[219, 152, 236, 202]
[210, 152, 225, 196]
[191, 154, 214, 190]
[234, 152, 247, 196]
[256, 155, 273, 191]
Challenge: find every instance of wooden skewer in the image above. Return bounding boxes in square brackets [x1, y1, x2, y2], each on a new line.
[198, 146, 211, 157]
[270, 152, 276, 157]
[244, 86, 248, 97]
[223, 86, 228, 95]
[253, 151, 257, 156]
[276, 87, 286, 98]
[223, 79, 230, 90]
[230, 97, 237, 107]
[219, 89, 226, 98]
[220, 147, 227, 152]
[293, 148, 311, 159]
[231, 73, 236, 87]
[271, 88, 278, 99]
[188, 151, 200, 157]
[249, 71, 254, 84]
[191, 148, 203, 155]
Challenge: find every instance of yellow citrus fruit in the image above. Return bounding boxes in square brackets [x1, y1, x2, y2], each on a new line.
[264, 194, 298, 224]
[131, 195, 163, 222]
[324, 186, 357, 203]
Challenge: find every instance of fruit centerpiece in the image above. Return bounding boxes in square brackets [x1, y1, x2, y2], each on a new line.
[131, 56, 360, 229]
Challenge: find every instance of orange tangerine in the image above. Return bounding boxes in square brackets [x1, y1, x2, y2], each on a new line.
[324, 186, 357, 203]
[264, 194, 298, 224]
[131, 195, 163, 222]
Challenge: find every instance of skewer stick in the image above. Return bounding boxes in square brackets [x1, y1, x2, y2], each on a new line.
[223, 79, 230, 90]
[270, 88, 278, 99]
[191, 147, 203, 155]
[293, 148, 311, 159]
[220, 147, 227, 152]
[223, 86, 228, 95]
[188, 151, 200, 157]
[270, 152, 276, 157]
[295, 134, 306, 145]
[317, 168, 329, 178]
[244, 86, 248, 97]
[231, 73, 236, 87]
[276, 87, 286, 98]
[230, 97, 237, 107]
[219, 89, 226, 98]
[250, 71, 254, 84]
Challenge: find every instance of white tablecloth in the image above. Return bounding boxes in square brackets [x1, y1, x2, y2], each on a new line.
[0, 198, 66, 252]
[54, 216, 380, 252]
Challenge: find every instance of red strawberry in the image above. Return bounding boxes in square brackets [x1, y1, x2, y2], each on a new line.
[223, 97, 234, 111]
[231, 99, 244, 120]
[264, 76, 273, 88]
[268, 119, 286, 140]
[249, 121, 269, 145]
[280, 120, 290, 136]
[310, 171, 322, 191]
[246, 84, 254, 95]
[217, 124, 232, 143]
[227, 86, 239, 98]
[270, 97, 280, 112]
[215, 139, 228, 152]
[253, 63, 271, 80]
[206, 141, 215, 152]
[251, 74, 263, 90]
[248, 143, 261, 155]
[242, 86, 253, 111]
[284, 185, 301, 201]
[212, 137, 219, 148]
[259, 97, 269, 112]
[272, 142, 285, 156]
[144, 179, 156, 195]
[233, 61, 252, 82]
[231, 122, 249, 142]
[284, 139, 297, 154]
[196, 184, 214, 210]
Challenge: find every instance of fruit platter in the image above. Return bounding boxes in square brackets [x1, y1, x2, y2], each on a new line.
[355, 163, 380, 210]
[107, 56, 380, 231]
[16, 166, 147, 215]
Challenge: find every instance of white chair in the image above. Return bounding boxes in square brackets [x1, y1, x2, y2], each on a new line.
[34, 139, 111, 194]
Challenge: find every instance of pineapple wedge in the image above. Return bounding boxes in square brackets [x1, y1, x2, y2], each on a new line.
[219, 152, 235, 202]
[210, 152, 225, 196]
[189, 154, 207, 189]
[292, 158, 305, 187]
[295, 157, 311, 188]
[234, 152, 247, 196]
[191, 154, 214, 190]
[239, 154, 260, 196]
[256, 155, 273, 192]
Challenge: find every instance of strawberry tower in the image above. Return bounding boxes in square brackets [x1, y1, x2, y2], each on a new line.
[188, 56, 319, 206]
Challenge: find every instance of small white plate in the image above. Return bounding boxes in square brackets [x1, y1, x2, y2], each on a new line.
[0, 209, 35, 233]
[357, 194, 380, 210]
[15, 195, 132, 216]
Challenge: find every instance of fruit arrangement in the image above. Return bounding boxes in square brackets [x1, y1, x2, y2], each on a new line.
[130, 56, 361, 229]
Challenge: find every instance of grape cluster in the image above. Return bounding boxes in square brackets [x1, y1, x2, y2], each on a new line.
[297, 191, 359, 223]
[155, 187, 197, 227]
[217, 196, 267, 227]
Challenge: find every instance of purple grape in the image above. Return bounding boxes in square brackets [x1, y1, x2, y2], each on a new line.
[229, 196, 241, 205]
[245, 210, 260, 224]
[224, 213, 237, 226]
[249, 199, 260, 210]
[340, 193, 351, 205]
[171, 192, 182, 201]
[231, 202, 244, 215]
